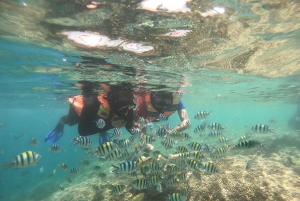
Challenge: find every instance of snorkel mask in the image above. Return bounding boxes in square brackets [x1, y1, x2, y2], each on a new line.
[150, 91, 173, 113]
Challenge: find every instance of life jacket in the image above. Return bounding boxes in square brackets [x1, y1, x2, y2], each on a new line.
[69, 93, 112, 120]
[145, 92, 181, 121]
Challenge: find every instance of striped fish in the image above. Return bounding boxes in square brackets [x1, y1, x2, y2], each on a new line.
[192, 170, 201, 179]
[3, 151, 41, 170]
[207, 123, 226, 131]
[188, 142, 202, 151]
[131, 128, 141, 136]
[246, 156, 256, 170]
[208, 131, 223, 137]
[166, 175, 178, 186]
[49, 144, 62, 153]
[69, 167, 80, 175]
[218, 136, 229, 144]
[158, 113, 168, 121]
[194, 110, 212, 120]
[150, 161, 161, 172]
[161, 138, 176, 150]
[149, 173, 162, 184]
[177, 172, 188, 182]
[168, 193, 186, 201]
[166, 164, 180, 174]
[132, 178, 148, 189]
[156, 184, 163, 193]
[181, 185, 189, 197]
[239, 135, 250, 142]
[140, 134, 155, 144]
[251, 124, 274, 133]
[182, 133, 192, 140]
[194, 124, 206, 133]
[177, 146, 189, 153]
[203, 162, 218, 174]
[233, 140, 261, 149]
[106, 148, 122, 160]
[190, 151, 205, 160]
[96, 118, 105, 129]
[112, 161, 137, 173]
[71, 136, 92, 148]
[109, 128, 122, 139]
[96, 142, 116, 155]
[111, 184, 126, 193]
[187, 159, 200, 170]
[156, 128, 167, 138]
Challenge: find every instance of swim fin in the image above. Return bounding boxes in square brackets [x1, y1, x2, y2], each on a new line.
[45, 129, 64, 143]
[45, 123, 64, 143]
[98, 131, 111, 146]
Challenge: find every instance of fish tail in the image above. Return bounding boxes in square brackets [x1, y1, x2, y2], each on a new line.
[269, 128, 275, 133]
[0, 162, 13, 172]
[111, 165, 119, 172]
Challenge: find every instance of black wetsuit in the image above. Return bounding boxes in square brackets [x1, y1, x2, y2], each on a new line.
[59, 95, 133, 136]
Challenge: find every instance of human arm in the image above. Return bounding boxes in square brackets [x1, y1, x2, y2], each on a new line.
[173, 108, 190, 133]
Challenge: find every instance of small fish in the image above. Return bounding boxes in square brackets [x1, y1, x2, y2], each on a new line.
[186, 120, 191, 129]
[269, 119, 277, 123]
[150, 161, 161, 172]
[251, 124, 274, 133]
[79, 160, 89, 166]
[177, 172, 188, 182]
[233, 140, 261, 149]
[187, 159, 200, 170]
[30, 138, 39, 146]
[208, 123, 226, 131]
[112, 161, 137, 173]
[96, 142, 116, 155]
[39, 167, 44, 173]
[192, 170, 201, 179]
[239, 135, 250, 142]
[66, 177, 72, 183]
[1, 151, 41, 171]
[137, 156, 153, 167]
[149, 173, 162, 184]
[59, 184, 65, 191]
[166, 175, 178, 186]
[203, 162, 218, 174]
[208, 131, 223, 137]
[188, 142, 202, 151]
[176, 146, 189, 153]
[93, 165, 101, 171]
[158, 113, 168, 121]
[111, 184, 126, 194]
[166, 165, 180, 174]
[96, 118, 105, 129]
[194, 110, 212, 120]
[181, 133, 192, 140]
[190, 151, 205, 160]
[169, 133, 186, 141]
[161, 138, 176, 150]
[132, 178, 148, 190]
[131, 128, 141, 136]
[69, 168, 80, 175]
[140, 134, 155, 144]
[49, 144, 62, 153]
[106, 148, 123, 160]
[246, 156, 257, 170]
[168, 193, 186, 201]
[156, 127, 167, 137]
[71, 136, 92, 148]
[109, 128, 122, 139]
[116, 138, 133, 149]
[58, 163, 68, 171]
[132, 193, 145, 201]
[194, 123, 206, 133]
[181, 185, 189, 197]
[218, 136, 229, 144]
[156, 183, 163, 193]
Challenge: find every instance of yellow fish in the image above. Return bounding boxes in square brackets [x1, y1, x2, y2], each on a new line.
[132, 193, 145, 201]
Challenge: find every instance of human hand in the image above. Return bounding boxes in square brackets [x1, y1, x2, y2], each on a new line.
[112, 120, 127, 128]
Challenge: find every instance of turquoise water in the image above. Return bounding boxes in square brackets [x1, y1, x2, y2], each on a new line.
[0, 0, 300, 200]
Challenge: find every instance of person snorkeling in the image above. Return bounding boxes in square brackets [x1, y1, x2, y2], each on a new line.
[45, 82, 136, 144]
[135, 90, 190, 133]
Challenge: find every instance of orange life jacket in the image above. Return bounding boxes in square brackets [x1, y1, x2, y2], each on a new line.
[69, 93, 112, 120]
[144, 92, 181, 121]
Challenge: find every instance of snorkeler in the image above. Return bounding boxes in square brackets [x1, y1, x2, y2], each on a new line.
[135, 90, 190, 134]
[45, 83, 136, 144]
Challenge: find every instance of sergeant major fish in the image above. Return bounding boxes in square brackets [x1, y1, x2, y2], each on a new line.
[1, 151, 41, 171]
[49, 144, 62, 153]
[246, 156, 257, 170]
[208, 123, 226, 131]
[71, 136, 92, 148]
[194, 110, 212, 120]
[251, 124, 274, 133]
[96, 118, 105, 129]
[112, 161, 137, 173]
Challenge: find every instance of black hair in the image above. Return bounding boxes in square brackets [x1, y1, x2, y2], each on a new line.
[150, 91, 173, 113]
